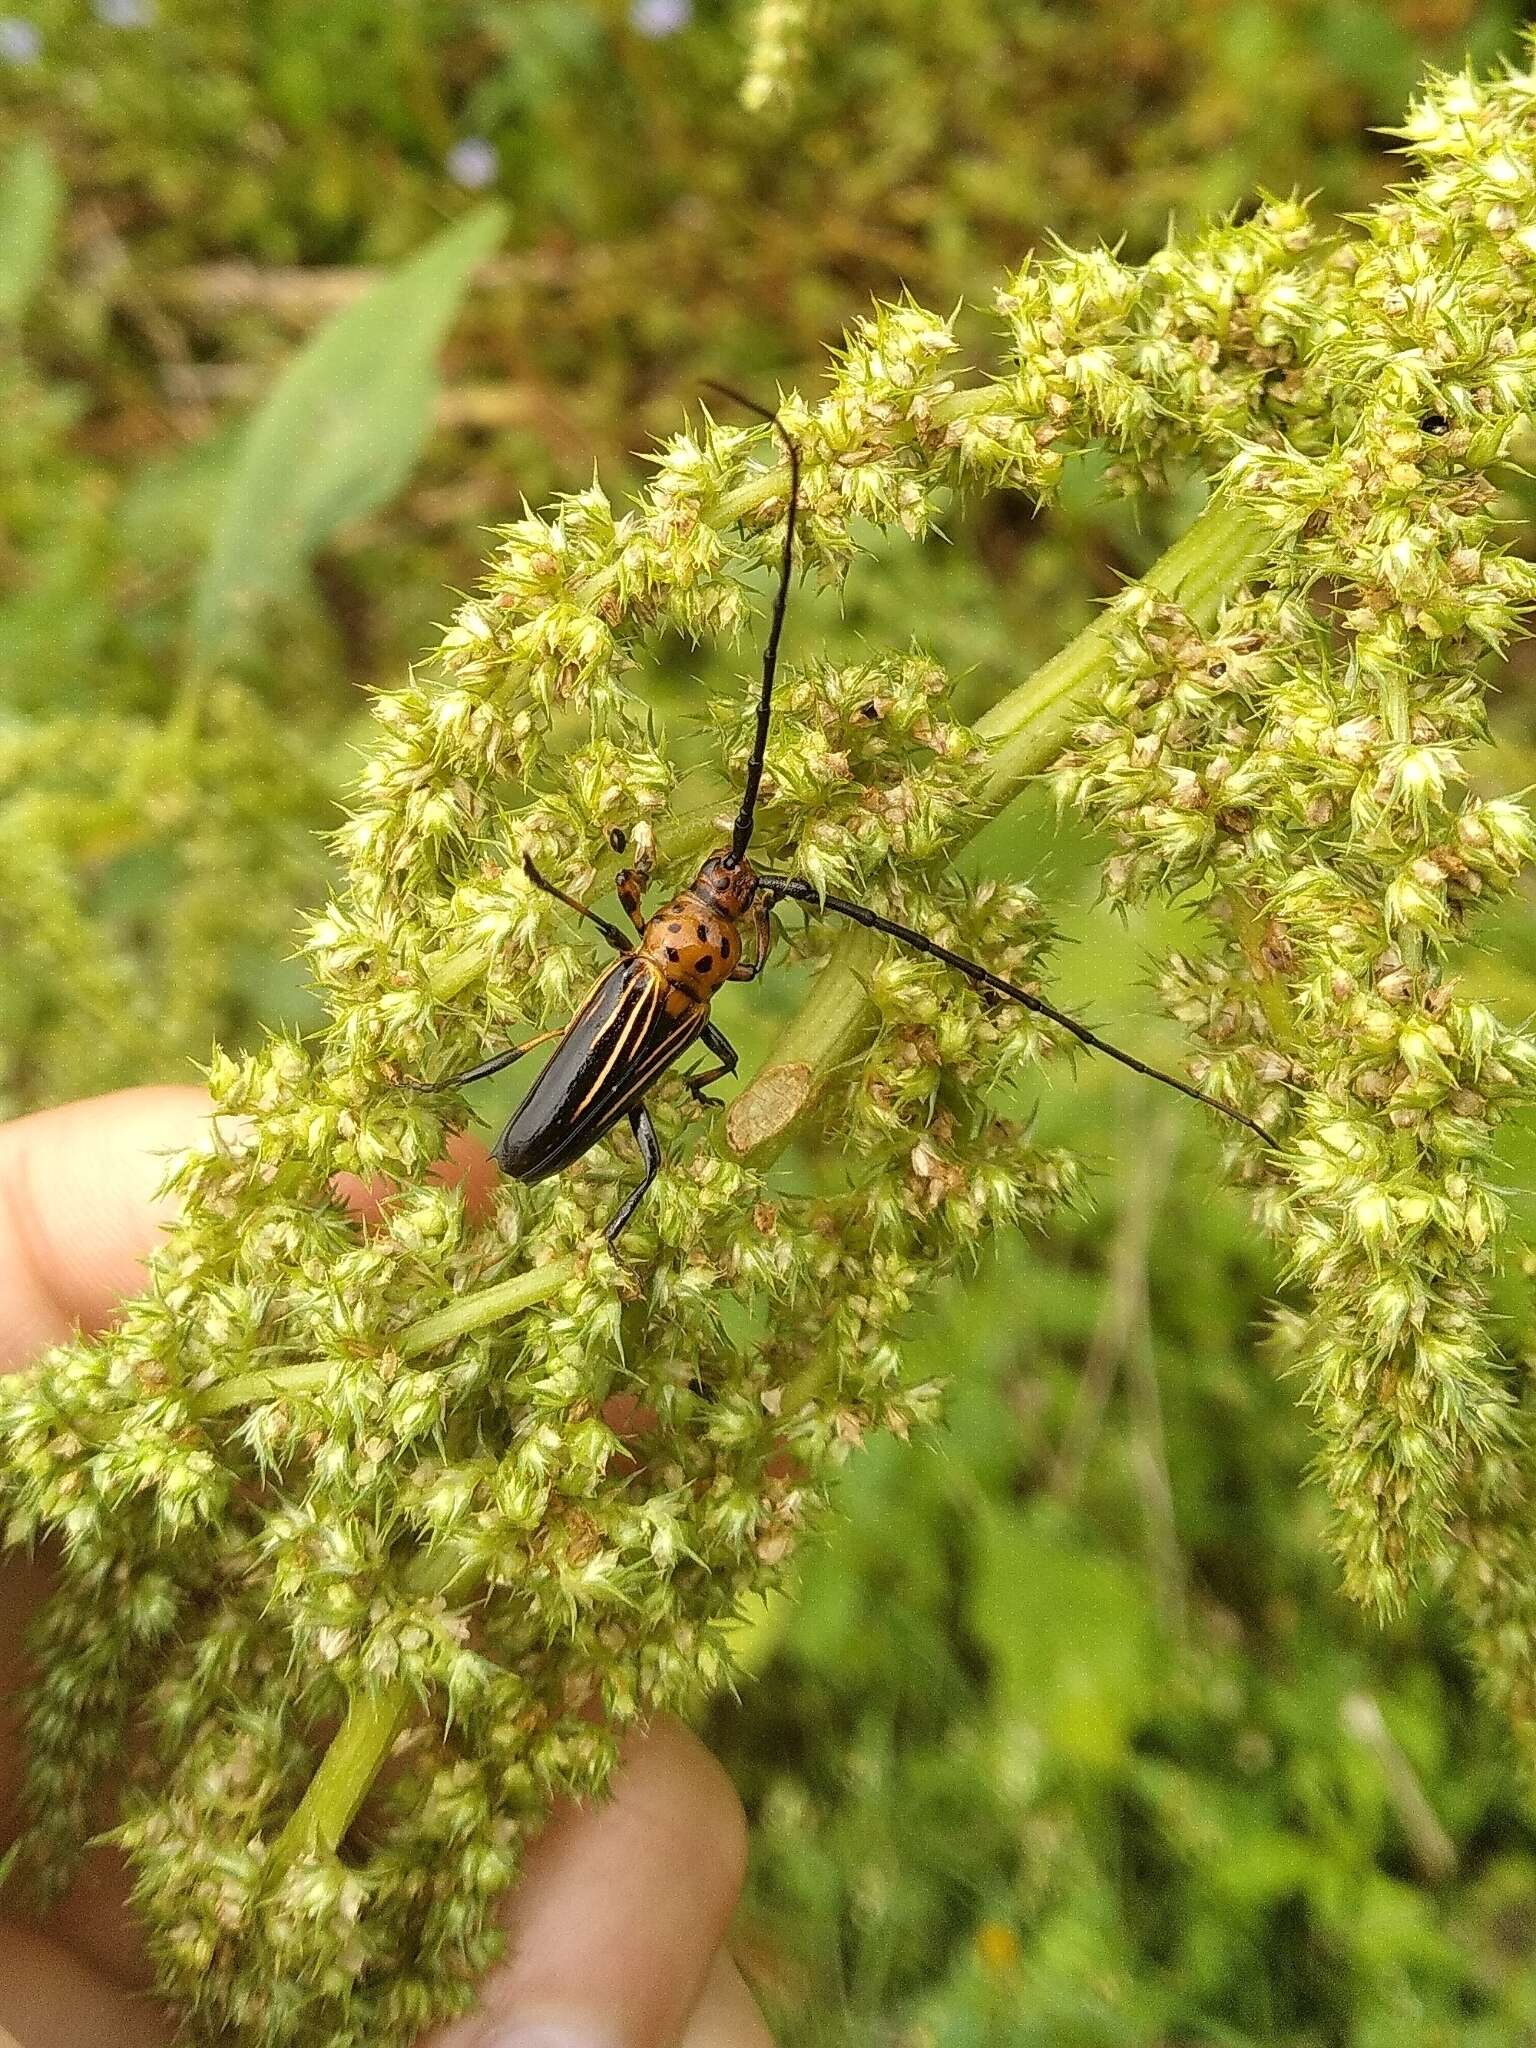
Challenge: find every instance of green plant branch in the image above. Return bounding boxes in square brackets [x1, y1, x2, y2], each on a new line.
[127, 1262, 581, 1421]
[268, 1544, 476, 1873]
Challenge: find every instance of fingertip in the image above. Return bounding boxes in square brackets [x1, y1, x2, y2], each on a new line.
[0, 1086, 212, 1369]
[429, 1718, 749, 2048]
[616, 1718, 748, 1908]
[0, 1086, 500, 1368]
[675, 1952, 777, 2048]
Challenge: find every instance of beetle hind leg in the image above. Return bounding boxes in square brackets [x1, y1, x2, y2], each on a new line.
[403, 1027, 562, 1093]
[605, 1103, 663, 1244]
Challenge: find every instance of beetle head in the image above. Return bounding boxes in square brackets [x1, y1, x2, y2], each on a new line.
[692, 848, 759, 920]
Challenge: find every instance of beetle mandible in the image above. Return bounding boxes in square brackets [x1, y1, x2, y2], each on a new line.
[409, 388, 1272, 1241]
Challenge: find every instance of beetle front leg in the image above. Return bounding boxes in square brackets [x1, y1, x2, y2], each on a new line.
[728, 895, 772, 981]
[615, 867, 649, 936]
[521, 854, 633, 954]
[605, 1102, 663, 1243]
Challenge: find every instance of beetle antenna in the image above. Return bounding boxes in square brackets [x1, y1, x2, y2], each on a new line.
[760, 874, 1277, 1148]
[701, 381, 801, 862]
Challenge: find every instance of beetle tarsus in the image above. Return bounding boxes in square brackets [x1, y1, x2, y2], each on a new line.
[685, 1019, 740, 1107]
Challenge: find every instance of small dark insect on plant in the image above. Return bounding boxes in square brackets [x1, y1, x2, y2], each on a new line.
[408, 387, 1273, 1241]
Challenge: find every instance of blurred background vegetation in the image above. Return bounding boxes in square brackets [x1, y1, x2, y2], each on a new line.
[6, 1, 1536, 2040]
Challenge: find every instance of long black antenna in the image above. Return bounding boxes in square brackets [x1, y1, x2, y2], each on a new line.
[701, 381, 801, 861]
[759, 873, 1276, 1147]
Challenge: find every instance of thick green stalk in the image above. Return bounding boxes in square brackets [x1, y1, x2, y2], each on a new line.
[269, 1548, 472, 1872]
[395, 1257, 579, 1357]
[726, 493, 1275, 1166]
[269, 1685, 413, 1867]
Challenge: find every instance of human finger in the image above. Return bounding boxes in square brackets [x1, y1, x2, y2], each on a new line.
[0, 1089, 499, 1373]
[0, 1919, 171, 2047]
[427, 1717, 749, 2048]
[0, 1087, 213, 1370]
[674, 1951, 777, 2048]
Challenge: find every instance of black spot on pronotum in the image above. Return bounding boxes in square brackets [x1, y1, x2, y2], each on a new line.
[668, 922, 681, 934]
[696, 924, 709, 941]
[666, 946, 680, 962]
[1420, 412, 1451, 436]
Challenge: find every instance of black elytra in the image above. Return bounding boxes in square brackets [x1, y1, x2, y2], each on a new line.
[406, 385, 1274, 1242]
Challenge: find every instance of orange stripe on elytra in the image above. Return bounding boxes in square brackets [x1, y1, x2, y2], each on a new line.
[574, 964, 663, 1116]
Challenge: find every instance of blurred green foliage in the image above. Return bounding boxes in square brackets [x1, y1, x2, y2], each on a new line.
[726, 1103, 1536, 2043]
[5, 0, 1536, 2039]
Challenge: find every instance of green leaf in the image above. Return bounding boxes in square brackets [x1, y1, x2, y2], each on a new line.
[189, 202, 505, 667]
[0, 137, 64, 327]
[966, 1499, 1158, 1771]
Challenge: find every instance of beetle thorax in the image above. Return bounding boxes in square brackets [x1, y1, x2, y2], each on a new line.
[639, 877, 744, 1007]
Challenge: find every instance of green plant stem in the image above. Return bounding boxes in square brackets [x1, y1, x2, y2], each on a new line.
[726, 492, 1277, 1164]
[197, 1257, 578, 1417]
[269, 1684, 413, 1867]
[396, 1257, 578, 1356]
[269, 1551, 473, 1873]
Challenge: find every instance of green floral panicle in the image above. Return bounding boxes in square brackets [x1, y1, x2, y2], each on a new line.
[1057, 57, 1536, 1611]
[6, 44, 1536, 2048]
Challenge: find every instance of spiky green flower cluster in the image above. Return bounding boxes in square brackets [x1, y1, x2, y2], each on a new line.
[5, 44, 1536, 2048]
[1056, 64, 1536, 1612]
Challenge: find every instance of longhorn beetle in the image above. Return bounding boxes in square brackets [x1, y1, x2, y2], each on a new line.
[409, 388, 1272, 1242]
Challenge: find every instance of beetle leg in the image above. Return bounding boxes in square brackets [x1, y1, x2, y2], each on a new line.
[606, 1103, 663, 1244]
[728, 894, 772, 981]
[403, 1027, 563, 1093]
[615, 867, 649, 935]
[522, 854, 632, 954]
[683, 1020, 739, 1106]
